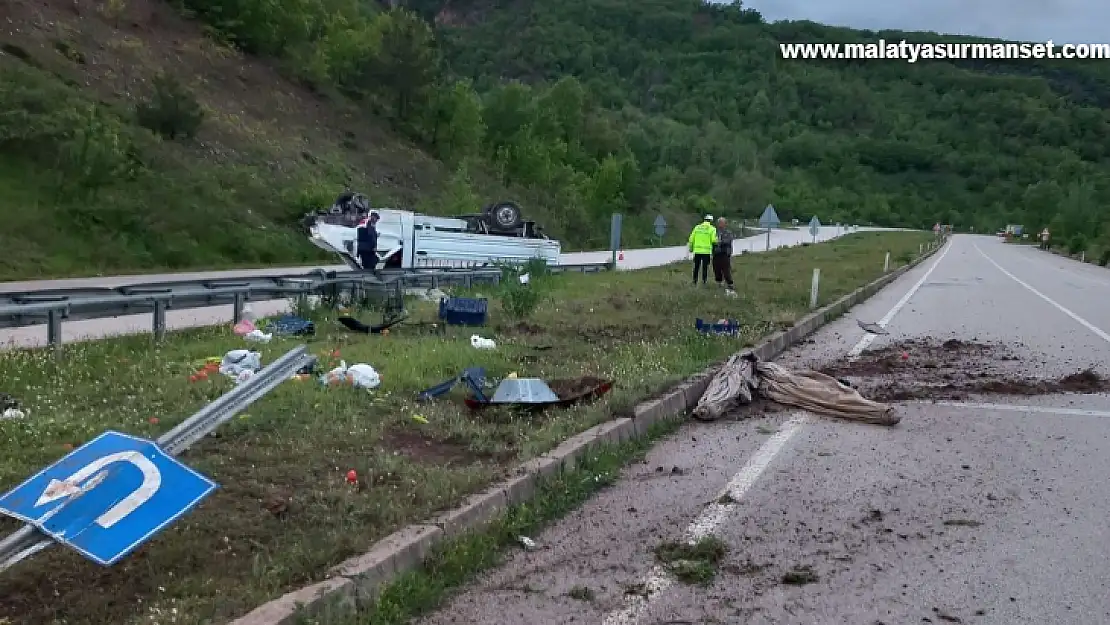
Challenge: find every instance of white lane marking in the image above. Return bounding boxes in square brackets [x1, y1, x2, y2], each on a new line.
[974, 244, 1110, 344]
[931, 401, 1110, 419]
[604, 240, 943, 624]
[601, 415, 808, 625]
[847, 239, 954, 359]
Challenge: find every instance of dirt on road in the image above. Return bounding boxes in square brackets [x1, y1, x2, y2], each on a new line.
[817, 338, 1110, 401]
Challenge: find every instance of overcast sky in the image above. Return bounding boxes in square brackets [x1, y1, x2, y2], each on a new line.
[738, 0, 1102, 44]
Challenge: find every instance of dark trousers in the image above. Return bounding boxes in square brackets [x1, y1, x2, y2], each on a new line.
[692, 254, 711, 283]
[358, 249, 376, 270]
[712, 253, 733, 287]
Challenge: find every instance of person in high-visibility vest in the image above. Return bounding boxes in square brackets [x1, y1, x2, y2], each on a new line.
[688, 215, 718, 285]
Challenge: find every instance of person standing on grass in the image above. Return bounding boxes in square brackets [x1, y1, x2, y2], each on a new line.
[357, 211, 380, 271]
[712, 217, 736, 294]
[688, 214, 717, 285]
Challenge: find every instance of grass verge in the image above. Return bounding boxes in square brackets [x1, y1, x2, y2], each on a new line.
[0, 230, 931, 625]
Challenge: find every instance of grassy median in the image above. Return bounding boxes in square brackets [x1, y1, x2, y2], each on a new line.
[0, 231, 931, 625]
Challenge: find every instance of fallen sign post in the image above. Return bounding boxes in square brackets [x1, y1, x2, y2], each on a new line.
[0, 345, 316, 573]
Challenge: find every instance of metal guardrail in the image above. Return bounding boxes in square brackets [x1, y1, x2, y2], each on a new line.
[0, 263, 611, 342]
[0, 346, 317, 573]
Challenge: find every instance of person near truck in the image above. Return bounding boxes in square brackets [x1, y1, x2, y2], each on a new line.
[688, 215, 718, 285]
[357, 211, 380, 270]
[712, 217, 736, 293]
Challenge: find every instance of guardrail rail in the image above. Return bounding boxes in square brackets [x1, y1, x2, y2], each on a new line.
[0, 263, 611, 344]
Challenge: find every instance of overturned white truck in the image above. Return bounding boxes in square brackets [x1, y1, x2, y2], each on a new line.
[302, 192, 561, 271]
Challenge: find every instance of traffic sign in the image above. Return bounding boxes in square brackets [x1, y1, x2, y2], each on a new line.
[758, 205, 780, 228]
[653, 215, 667, 237]
[0, 430, 218, 566]
[808, 216, 821, 241]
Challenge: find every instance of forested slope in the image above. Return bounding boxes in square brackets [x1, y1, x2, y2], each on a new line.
[3, 0, 1108, 280]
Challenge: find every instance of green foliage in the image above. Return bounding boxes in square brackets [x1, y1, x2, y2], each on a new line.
[135, 72, 205, 140]
[496, 258, 552, 319]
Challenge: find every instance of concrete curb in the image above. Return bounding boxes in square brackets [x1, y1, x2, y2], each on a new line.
[228, 239, 946, 625]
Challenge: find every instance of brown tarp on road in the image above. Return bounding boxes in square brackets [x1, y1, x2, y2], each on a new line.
[692, 352, 899, 426]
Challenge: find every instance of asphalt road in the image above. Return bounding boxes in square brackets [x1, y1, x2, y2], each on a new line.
[419, 234, 1110, 625]
[0, 225, 887, 348]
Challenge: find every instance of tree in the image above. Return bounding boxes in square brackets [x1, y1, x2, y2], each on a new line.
[361, 9, 439, 123]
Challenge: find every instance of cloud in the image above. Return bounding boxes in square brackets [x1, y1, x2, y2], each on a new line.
[737, 0, 1101, 44]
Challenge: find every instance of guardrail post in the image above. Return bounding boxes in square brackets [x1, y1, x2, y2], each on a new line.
[233, 293, 245, 324]
[919, 243, 923, 256]
[153, 300, 167, 341]
[883, 252, 890, 272]
[46, 309, 62, 348]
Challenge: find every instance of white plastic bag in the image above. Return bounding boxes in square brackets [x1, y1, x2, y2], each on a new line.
[244, 329, 272, 343]
[346, 363, 381, 389]
[220, 349, 262, 382]
[470, 334, 496, 349]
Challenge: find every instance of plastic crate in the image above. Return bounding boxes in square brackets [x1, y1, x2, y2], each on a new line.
[438, 297, 489, 326]
[695, 317, 740, 335]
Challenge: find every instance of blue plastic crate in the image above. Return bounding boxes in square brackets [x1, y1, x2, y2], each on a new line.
[438, 297, 489, 326]
[695, 317, 740, 335]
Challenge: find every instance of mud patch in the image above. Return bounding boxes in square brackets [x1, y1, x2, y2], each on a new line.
[817, 339, 1110, 401]
[546, 375, 610, 400]
[379, 428, 513, 466]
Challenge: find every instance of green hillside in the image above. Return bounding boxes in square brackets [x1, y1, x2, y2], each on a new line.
[3, 0, 1109, 281]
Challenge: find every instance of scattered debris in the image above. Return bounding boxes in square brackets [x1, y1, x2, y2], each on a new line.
[470, 334, 496, 349]
[781, 565, 819, 585]
[219, 349, 262, 383]
[932, 607, 963, 622]
[567, 585, 594, 601]
[857, 319, 889, 335]
[696, 317, 741, 335]
[819, 338, 1110, 401]
[1, 393, 24, 420]
[654, 536, 728, 585]
[269, 315, 316, 337]
[338, 315, 404, 334]
[518, 536, 538, 551]
[319, 361, 381, 389]
[693, 351, 898, 425]
[942, 519, 982, 527]
[417, 367, 488, 401]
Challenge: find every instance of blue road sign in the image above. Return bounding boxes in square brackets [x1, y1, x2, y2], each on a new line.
[758, 204, 780, 227]
[653, 214, 667, 237]
[0, 430, 218, 566]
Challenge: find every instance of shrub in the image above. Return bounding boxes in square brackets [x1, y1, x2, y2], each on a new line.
[496, 257, 551, 319]
[135, 73, 204, 140]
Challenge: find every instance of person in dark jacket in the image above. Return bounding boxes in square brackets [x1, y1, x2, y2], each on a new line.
[712, 217, 736, 293]
[357, 212, 380, 271]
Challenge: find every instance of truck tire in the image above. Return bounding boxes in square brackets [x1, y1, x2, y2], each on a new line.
[485, 201, 523, 231]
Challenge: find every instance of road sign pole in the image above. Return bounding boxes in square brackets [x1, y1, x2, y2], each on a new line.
[765, 228, 771, 251]
[610, 213, 623, 268]
[810, 268, 820, 309]
[0, 345, 316, 574]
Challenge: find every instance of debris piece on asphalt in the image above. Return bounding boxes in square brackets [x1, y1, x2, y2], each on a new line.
[518, 536, 538, 551]
[857, 319, 889, 335]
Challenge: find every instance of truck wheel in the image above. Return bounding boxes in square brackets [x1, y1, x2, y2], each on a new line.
[485, 201, 523, 230]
